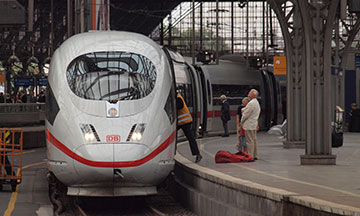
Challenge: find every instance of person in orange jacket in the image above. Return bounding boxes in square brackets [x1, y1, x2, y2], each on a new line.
[177, 93, 202, 163]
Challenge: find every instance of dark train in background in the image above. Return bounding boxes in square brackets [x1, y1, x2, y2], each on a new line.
[172, 53, 284, 137]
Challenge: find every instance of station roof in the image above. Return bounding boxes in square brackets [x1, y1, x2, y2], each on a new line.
[110, 0, 182, 35]
[1, 0, 268, 65]
[0, 0, 184, 64]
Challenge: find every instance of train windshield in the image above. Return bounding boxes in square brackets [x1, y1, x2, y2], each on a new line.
[66, 51, 156, 102]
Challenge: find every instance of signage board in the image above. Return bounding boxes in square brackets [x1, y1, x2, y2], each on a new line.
[273, 56, 287, 75]
[38, 78, 48, 86]
[15, 78, 34, 86]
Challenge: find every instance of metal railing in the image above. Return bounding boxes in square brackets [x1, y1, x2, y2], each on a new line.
[0, 103, 45, 112]
[0, 103, 45, 127]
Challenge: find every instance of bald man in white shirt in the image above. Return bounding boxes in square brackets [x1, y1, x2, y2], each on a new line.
[240, 89, 261, 160]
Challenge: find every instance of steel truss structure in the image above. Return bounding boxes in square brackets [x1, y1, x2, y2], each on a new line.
[268, 0, 360, 164]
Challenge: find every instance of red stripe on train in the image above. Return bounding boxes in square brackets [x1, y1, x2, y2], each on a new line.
[194, 109, 268, 119]
[46, 128, 176, 168]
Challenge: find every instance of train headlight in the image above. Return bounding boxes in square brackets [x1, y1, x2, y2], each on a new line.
[85, 132, 96, 142]
[80, 124, 100, 142]
[127, 123, 146, 142]
[131, 132, 142, 141]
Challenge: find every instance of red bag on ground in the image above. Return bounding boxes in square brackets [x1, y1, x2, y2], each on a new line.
[215, 150, 254, 163]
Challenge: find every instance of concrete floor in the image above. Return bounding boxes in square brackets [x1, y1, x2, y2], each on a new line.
[177, 132, 360, 211]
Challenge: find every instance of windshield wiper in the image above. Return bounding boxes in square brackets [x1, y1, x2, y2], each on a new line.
[103, 87, 136, 102]
[109, 92, 137, 103]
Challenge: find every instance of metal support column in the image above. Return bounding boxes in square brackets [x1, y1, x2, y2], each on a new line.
[333, 18, 340, 116]
[200, 2, 203, 51]
[168, 15, 172, 47]
[246, 0, 248, 63]
[262, 1, 265, 57]
[50, 0, 54, 55]
[75, 0, 78, 34]
[339, 20, 360, 110]
[265, 3, 269, 70]
[67, 0, 73, 38]
[160, 20, 163, 45]
[80, 0, 85, 33]
[28, 0, 34, 32]
[231, 1, 234, 54]
[192, 0, 195, 65]
[281, 1, 306, 149]
[299, 0, 337, 165]
[268, 0, 339, 164]
[215, 0, 219, 65]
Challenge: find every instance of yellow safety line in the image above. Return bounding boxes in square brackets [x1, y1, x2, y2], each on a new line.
[3, 190, 18, 216]
[22, 150, 36, 155]
[21, 161, 47, 171]
[3, 161, 47, 216]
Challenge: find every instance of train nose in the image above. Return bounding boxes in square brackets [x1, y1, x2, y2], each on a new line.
[73, 144, 114, 183]
[73, 143, 150, 183]
[113, 143, 150, 165]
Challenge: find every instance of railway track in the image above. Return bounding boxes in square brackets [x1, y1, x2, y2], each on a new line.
[75, 202, 166, 216]
[55, 187, 196, 216]
[77, 197, 167, 216]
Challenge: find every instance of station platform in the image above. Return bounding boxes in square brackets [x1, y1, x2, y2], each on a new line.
[174, 132, 360, 216]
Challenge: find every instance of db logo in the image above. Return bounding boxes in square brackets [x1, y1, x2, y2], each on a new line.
[106, 135, 121, 143]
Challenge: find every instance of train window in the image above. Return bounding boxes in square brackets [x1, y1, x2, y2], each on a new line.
[164, 83, 176, 124]
[176, 84, 192, 107]
[207, 80, 211, 103]
[212, 84, 260, 106]
[45, 85, 59, 126]
[66, 51, 156, 101]
[185, 84, 193, 107]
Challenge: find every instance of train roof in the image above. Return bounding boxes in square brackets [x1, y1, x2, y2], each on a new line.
[200, 60, 262, 86]
[54, 31, 164, 68]
[166, 49, 186, 64]
[219, 54, 247, 63]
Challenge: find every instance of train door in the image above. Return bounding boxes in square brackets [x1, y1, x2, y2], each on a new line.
[193, 65, 207, 136]
[170, 59, 198, 137]
[268, 72, 279, 125]
[260, 70, 273, 130]
[198, 66, 213, 132]
[276, 80, 284, 123]
[191, 65, 205, 136]
[184, 64, 199, 136]
[162, 47, 178, 153]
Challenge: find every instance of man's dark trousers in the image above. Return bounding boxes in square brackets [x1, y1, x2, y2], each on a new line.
[179, 123, 200, 155]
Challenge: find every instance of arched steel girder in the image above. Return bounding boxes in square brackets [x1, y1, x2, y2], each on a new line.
[268, 0, 341, 164]
[339, 18, 360, 65]
[338, 19, 360, 110]
[267, 0, 306, 148]
[341, 21, 360, 55]
[299, 0, 337, 157]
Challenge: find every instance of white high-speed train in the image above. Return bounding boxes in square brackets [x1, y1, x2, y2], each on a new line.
[46, 31, 178, 201]
[45, 31, 282, 212]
